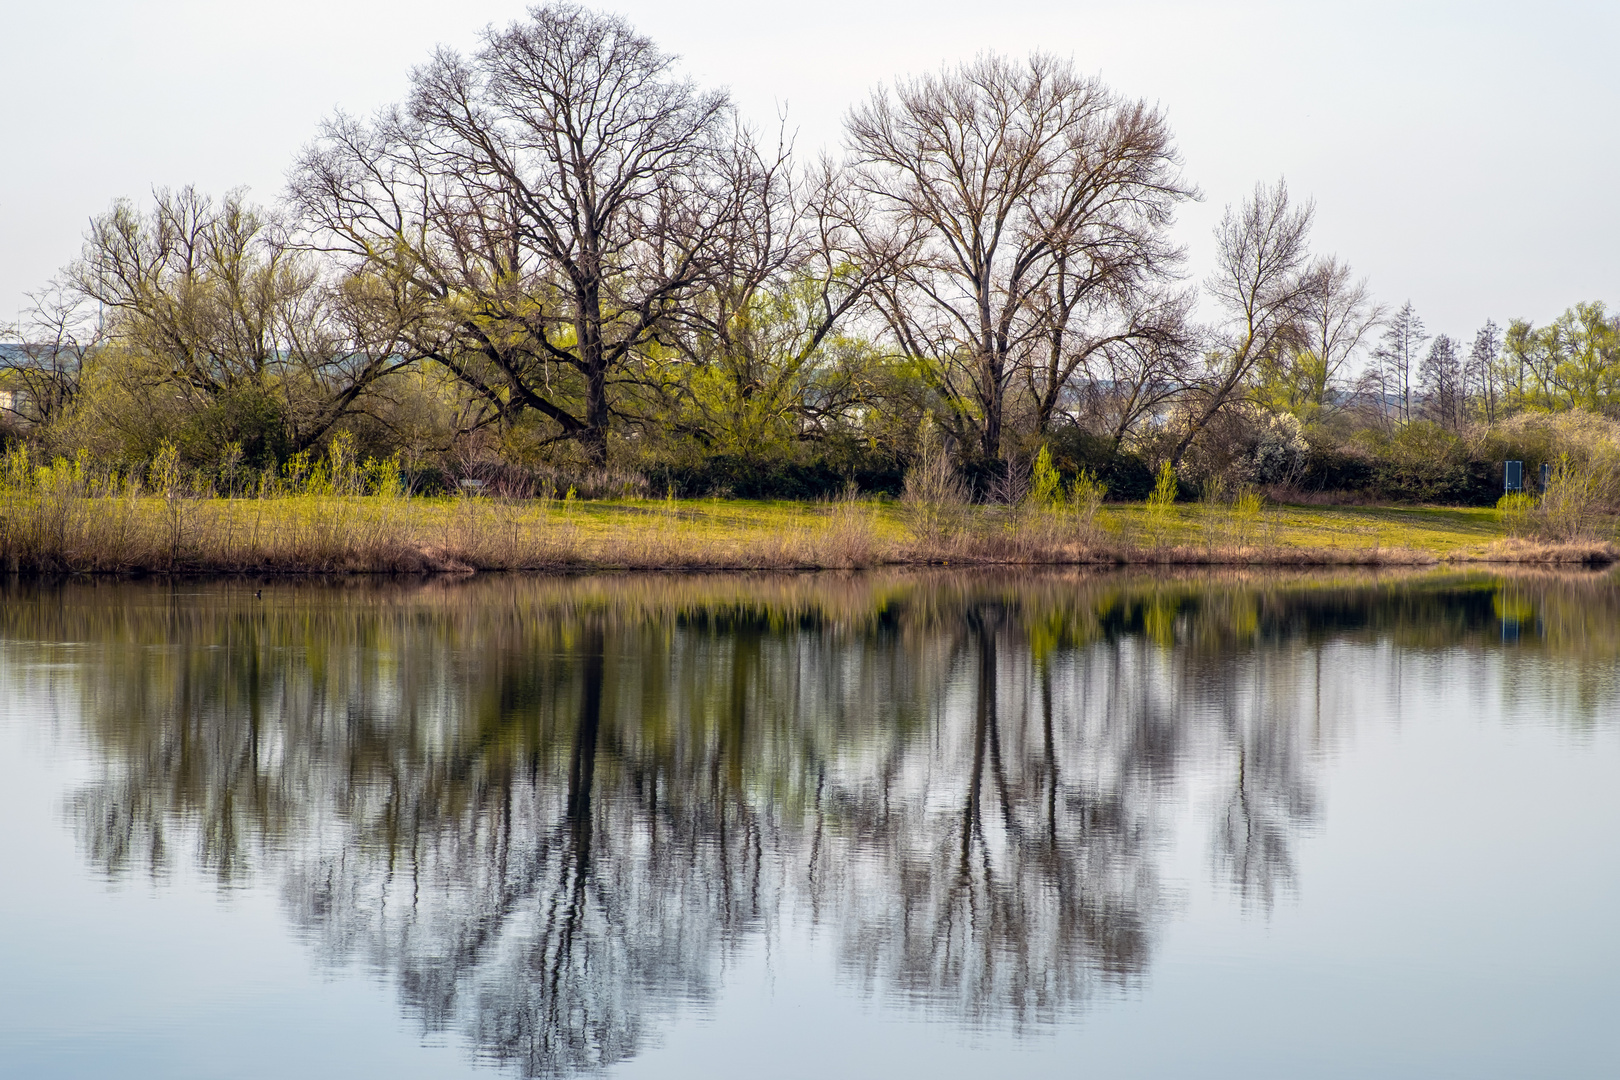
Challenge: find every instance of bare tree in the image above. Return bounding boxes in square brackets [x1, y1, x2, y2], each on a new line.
[1031, 286, 1199, 445]
[1467, 320, 1502, 422]
[71, 187, 415, 459]
[1418, 333, 1464, 429]
[1068, 301, 1199, 450]
[1170, 180, 1317, 467]
[0, 280, 103, 430]
[1296, 257, 1381, 413]
[291, 3, 741, 466]
[1252, 258, 1381, 423]
[1375, 301, 1428, 424]
[846, 52, 1194, 466]
[654, 143, 894, 457]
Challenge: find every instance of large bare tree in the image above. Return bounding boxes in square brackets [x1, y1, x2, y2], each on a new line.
[291, 3, 742, 466]
[846, 52, 1194, 466]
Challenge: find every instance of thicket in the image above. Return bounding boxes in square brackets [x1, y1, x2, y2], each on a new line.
[2, 3, 1618, 519]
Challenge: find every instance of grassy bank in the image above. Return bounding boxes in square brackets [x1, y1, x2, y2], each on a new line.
[1, 484, 1614, 575]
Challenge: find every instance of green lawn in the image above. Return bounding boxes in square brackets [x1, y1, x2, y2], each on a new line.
[1095, 502, 1512, 554]
[542, 496, 1526, 557]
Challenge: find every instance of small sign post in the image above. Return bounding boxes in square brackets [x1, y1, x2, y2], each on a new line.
[1504, 461, 1523, 494]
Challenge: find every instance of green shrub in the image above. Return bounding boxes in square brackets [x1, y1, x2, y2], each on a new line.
[1496, 491, 1537, 538]
[1030, 445, 1063, 508]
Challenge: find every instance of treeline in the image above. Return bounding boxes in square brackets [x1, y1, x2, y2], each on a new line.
[2, 2, 1617, 504]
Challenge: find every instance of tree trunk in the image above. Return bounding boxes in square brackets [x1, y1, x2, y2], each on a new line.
[583, 362, 609, 467]
[980, 347, 1005, 461]
[580, 281, 610, 467]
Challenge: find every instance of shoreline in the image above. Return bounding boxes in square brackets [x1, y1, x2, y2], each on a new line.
[1, 493, 1614, 576]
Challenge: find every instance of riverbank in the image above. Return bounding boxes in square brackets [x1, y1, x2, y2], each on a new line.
[0, 492, 1613, 574]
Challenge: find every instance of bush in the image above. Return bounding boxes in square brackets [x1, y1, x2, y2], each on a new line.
[1068, 468, 1107, 525]
[641, 432, 907, 500]
[1296, 437, 1498, 505]
[1044, 427, 1155, 501]
[1496, 492, 1537, 538]
[901, 441, 968, 549]
[1539, 452, 1616, 540]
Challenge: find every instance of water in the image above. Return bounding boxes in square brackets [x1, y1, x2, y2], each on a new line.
[1, 569, 1617, 1079]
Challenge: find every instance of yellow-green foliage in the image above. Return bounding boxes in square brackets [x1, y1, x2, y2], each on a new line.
[1069, 468, 1106, 522]
[1148, 461, 1177, 510]
[1030, 445, 1062, 508]
[1501, 304, 1620, 414]
[1497, 492, 1538, 538]
[1233, 487, 1265, 546]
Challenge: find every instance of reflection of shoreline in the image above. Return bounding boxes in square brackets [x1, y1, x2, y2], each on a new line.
[8, 571, 1610, 1077]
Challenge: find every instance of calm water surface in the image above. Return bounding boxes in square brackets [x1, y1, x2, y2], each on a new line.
[1, 570, 1617, 1079]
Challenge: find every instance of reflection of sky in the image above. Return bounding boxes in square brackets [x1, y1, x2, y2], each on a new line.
[0, 716, 464, 1079]
[2, 605, 1619, 1079]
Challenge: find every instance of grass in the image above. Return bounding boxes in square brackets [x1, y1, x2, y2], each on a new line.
[1098, 502, 1504, 555]
[1, 481, 1615, 575]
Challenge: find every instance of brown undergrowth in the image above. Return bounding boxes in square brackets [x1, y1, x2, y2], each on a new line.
[1470, 538, 1620, 565]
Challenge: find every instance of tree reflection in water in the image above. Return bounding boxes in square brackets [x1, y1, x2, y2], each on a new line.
[3, 568, 1610, 1077]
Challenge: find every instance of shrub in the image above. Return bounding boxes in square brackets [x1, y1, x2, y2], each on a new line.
[901, 443, 968, 550]
[1148, 461, 1178, 510]
[1069, 468, 1107, 525]
[1043, 427, 1155, 501]
[1539, 452, 1613, 541]
[1143, 461, 1178, 543]
[1030, 446, 1062, 508]
[1245, 411, 1310, 485]
[1497, 492, 1537, 538]
[1234, 486, 1265, 545]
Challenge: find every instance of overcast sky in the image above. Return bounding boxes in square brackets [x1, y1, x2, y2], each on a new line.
[3, 0, 1616, 342]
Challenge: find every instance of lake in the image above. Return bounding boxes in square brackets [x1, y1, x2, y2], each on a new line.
[1, 570, 1617, 1079]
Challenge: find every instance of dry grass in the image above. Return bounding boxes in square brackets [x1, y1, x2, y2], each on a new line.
[3, 481, 1616, 576]
[1470, 538, 1620, 565]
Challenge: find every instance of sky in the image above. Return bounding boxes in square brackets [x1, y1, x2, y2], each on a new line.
[2, 0, 1616, 342]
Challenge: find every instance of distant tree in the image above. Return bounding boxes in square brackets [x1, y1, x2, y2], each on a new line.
[1417, 333, 1464, 429]
[1496, 304, 1620, 414]
[1253, 256, 1381, 420]
[0, 281, 102, 431]
[1542, 302, 1620, 411]
[1501, 318, 1540, 410]
[1466, 319, 1502, 422]
[1375, 302, 1427, 423]
[846, 52, 1195, 467]
[1170, 180, 1317, 467]
[1299, 259, 1382, 413]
